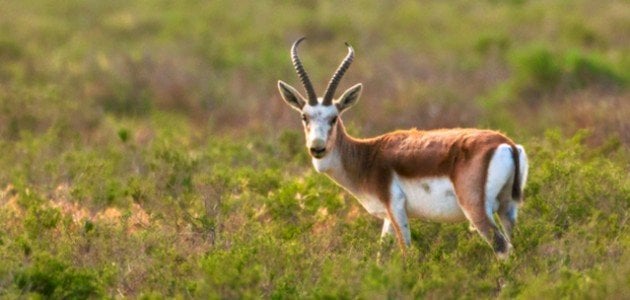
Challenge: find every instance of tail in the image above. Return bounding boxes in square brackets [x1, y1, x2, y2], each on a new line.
[510, 144, 522, 201]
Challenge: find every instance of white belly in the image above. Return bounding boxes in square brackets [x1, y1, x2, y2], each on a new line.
[396, 175, 466, 222]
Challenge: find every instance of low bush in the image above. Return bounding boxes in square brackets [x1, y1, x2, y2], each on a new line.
[14, 254, 103, 299]
[507, 45, 627, 100]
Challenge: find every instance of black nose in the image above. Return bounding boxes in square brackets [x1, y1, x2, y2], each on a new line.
[309, 147, 326, 157]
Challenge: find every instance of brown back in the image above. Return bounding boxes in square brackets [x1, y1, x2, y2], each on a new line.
[334, 124, 516, 203]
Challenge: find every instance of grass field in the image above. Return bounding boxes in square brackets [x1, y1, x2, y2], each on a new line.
[0, 0, 629, 298]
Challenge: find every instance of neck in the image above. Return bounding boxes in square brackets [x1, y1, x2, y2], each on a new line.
[312, 120, 371, 193]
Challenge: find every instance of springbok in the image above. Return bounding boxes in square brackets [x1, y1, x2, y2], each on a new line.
[277, 38, 528, 259]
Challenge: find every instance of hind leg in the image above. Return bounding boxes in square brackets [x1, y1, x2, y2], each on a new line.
[455, 183, 510, 259]
[466, 209, 510, 260]
[454, 148, 514, 259]
[498, 199, 518, 243]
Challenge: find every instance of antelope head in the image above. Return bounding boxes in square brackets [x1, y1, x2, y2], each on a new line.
[278, 37, 363, 159]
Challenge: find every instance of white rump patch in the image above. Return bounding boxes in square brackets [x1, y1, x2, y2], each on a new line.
[484, 144, 517, 222]
[394, 175, 466, 222]
[516, 144, 528, 192]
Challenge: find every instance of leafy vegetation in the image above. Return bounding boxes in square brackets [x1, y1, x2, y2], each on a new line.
[0, 0, 628, 298]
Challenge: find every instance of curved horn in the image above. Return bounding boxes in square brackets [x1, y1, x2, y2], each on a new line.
[322, 42, 354, 106]
[291, 37, 318, 106]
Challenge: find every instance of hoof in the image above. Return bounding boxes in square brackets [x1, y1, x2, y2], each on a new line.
[496, 244, 512, 261]
[496, 251, 509, 261]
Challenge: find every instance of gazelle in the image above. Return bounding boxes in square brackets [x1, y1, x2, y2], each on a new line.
[277, 38, 528, 259]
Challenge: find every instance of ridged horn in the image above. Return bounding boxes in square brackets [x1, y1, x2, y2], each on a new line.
[322, 42, 354, 106]
[291, 37, 318, 106]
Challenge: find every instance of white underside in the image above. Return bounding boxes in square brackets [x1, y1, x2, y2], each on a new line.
[349, 176, 464, 222]
[396, 176, 466, 222]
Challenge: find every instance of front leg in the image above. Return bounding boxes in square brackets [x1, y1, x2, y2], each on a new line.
[379, 218, 402, 249]
[380, 218, 394, 239]
[377, 218, 395, 263]
[386, 183, 411, 252]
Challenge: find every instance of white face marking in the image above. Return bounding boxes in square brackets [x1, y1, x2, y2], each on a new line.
[393, 175, 466, 222]
[301, 102, 339, 159]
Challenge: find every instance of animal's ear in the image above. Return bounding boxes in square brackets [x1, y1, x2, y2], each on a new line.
[278, 80, 306, 111]
[335, 83, 362, 113]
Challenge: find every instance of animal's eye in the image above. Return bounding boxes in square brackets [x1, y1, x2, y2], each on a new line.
[330, 116, 338, 125]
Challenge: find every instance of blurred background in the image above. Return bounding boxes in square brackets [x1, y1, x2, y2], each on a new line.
[0, 0, 628, 297]
[1, 0, 628, 144]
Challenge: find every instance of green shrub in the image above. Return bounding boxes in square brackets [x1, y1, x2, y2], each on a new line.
[149, 143, 198, 197]
[507, 46, 627, 98]
[15, 254, 103, 299]
[510, 45, 563, 96]
[564, 49, 627, 89]
[475, 33, 511, 55]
